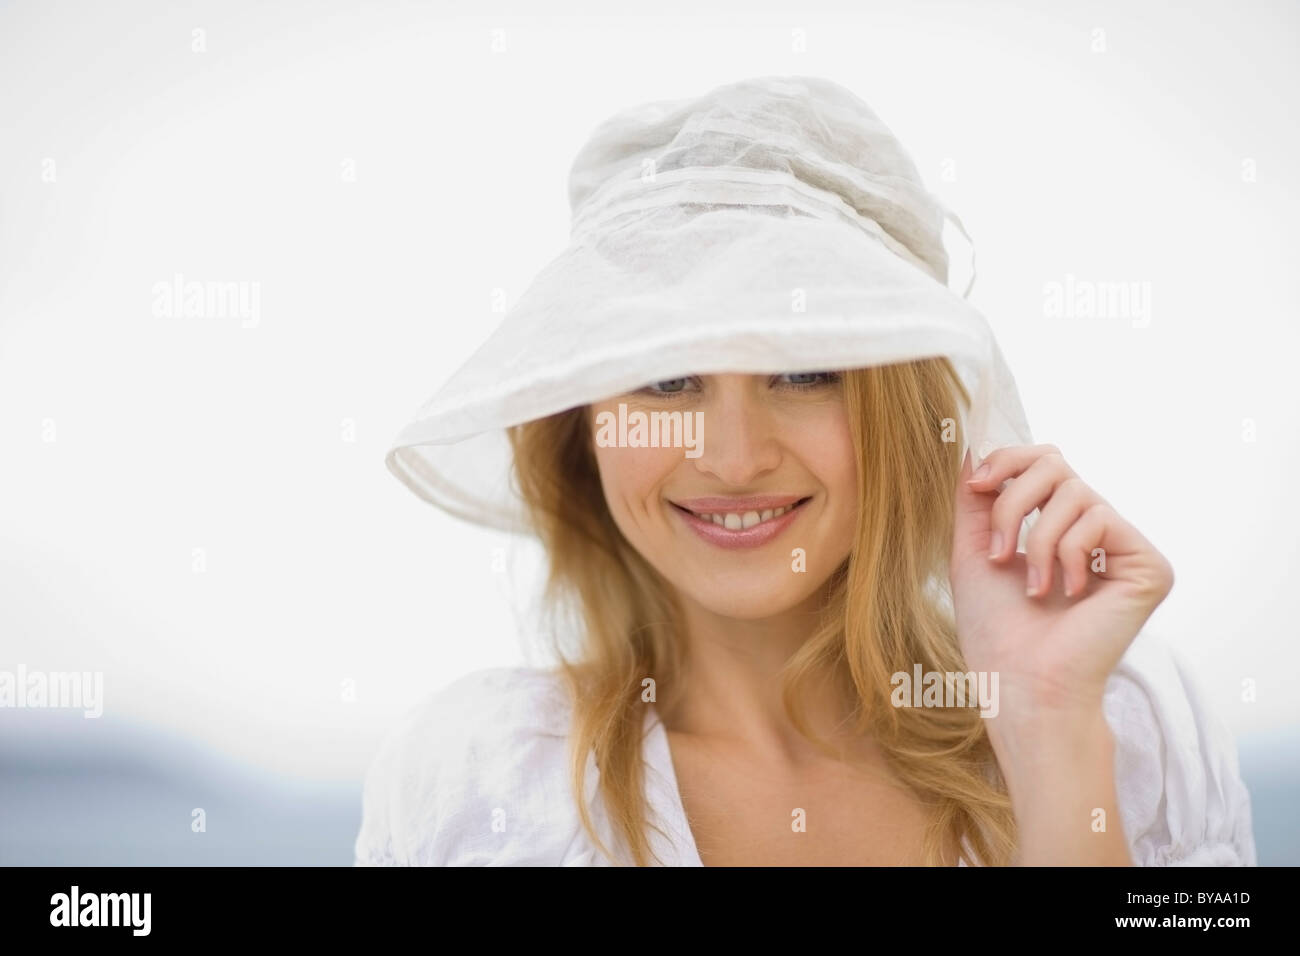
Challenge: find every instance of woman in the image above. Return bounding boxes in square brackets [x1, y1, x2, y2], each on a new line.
[355, 76, 1256, 866]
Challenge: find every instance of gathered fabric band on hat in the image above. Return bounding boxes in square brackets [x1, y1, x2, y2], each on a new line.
[568, 165, 948, 288]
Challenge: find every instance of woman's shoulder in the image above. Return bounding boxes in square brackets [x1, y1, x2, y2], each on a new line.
[1102, 631, 1257, 866]
[353, 665, 607, 866]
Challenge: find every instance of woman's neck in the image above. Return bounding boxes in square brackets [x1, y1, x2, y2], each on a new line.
[662, 584, 863, 767]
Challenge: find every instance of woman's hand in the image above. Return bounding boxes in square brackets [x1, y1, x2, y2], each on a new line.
[949, 443, 1175, 865]
[950, 443, 1174, 717]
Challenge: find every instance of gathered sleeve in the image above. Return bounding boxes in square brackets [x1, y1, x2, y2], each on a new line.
[353, 666, 611, 866]
[1102, 632, 1257, 866]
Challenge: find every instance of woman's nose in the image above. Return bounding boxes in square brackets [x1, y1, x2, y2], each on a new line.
[692, 379, 781, 486]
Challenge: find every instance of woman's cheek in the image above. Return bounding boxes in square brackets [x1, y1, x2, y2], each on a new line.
[797, 418, 858, 544]
[593, 443, 679, 531]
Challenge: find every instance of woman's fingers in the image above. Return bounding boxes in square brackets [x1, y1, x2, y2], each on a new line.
[974, 447, 1083, 561]
[966, 443, 1128, 597]
[1022, 478, 1095, 596]
[965, 443, 1070, 490]
[1056, 502, 1115, 598]
[1059, 502, 1176, 605]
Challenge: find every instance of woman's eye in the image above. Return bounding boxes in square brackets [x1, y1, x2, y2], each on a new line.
[634, 373, 836, 397]
[777, 371, 840, 388]
[643, 378, 693, 394]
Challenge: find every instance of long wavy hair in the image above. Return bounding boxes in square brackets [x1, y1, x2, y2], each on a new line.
[505, 358, 1017, 866]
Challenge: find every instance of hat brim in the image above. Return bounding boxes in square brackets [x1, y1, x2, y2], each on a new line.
[387, 207, 1033, 532]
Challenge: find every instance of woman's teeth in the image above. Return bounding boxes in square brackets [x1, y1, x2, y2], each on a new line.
[695, 506, 792, 530]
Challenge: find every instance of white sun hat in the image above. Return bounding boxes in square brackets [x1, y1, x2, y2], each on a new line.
[386, 74, 1034, 532]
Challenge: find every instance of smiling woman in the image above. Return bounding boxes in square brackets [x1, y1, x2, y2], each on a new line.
[359, 75, 1257, 867]
[503, 360, 1002, 866]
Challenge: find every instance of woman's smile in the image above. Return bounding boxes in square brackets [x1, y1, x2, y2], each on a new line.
[669, 494, 813, 550]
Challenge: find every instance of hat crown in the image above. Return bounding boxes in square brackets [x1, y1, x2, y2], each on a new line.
[566, 75, 950, 282]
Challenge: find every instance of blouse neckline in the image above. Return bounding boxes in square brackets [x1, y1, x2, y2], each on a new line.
[638, 701, 974, 867]
[641, 704, 705, 866]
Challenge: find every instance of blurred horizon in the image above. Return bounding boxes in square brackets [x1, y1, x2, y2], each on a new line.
[2, 704, 1294, 866]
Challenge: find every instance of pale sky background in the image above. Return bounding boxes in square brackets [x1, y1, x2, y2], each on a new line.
[2, 0, 1297, 800]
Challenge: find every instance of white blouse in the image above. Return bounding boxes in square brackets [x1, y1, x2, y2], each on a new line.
[353, 631, 1257, 866]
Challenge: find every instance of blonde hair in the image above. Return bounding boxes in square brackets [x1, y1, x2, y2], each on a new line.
[505, 359, 1017, 866]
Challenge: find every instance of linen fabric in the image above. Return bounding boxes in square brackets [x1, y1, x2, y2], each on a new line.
[385, 74, 1032, 532]
[353, 630, 1257, 866]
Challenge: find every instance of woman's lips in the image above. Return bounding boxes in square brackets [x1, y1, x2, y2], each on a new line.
[673, 495, 804, 513]
[669, 496, 811, 550]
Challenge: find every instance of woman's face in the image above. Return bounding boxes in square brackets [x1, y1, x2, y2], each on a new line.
[587, 372, 858, 621]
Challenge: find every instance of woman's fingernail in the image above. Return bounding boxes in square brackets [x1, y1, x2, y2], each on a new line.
[988, 531, 1003, 558]
[967, 462, 991, 483]
[1026, 565, 1040, 595]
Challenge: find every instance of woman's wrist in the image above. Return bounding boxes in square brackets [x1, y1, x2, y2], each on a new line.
[985, 704, 1134, 865]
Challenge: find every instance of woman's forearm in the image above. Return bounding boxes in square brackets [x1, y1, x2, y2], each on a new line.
[986, 705, 1134, 866]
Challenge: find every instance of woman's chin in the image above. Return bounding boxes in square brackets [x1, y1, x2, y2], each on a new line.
[672, 579, 830, 622]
